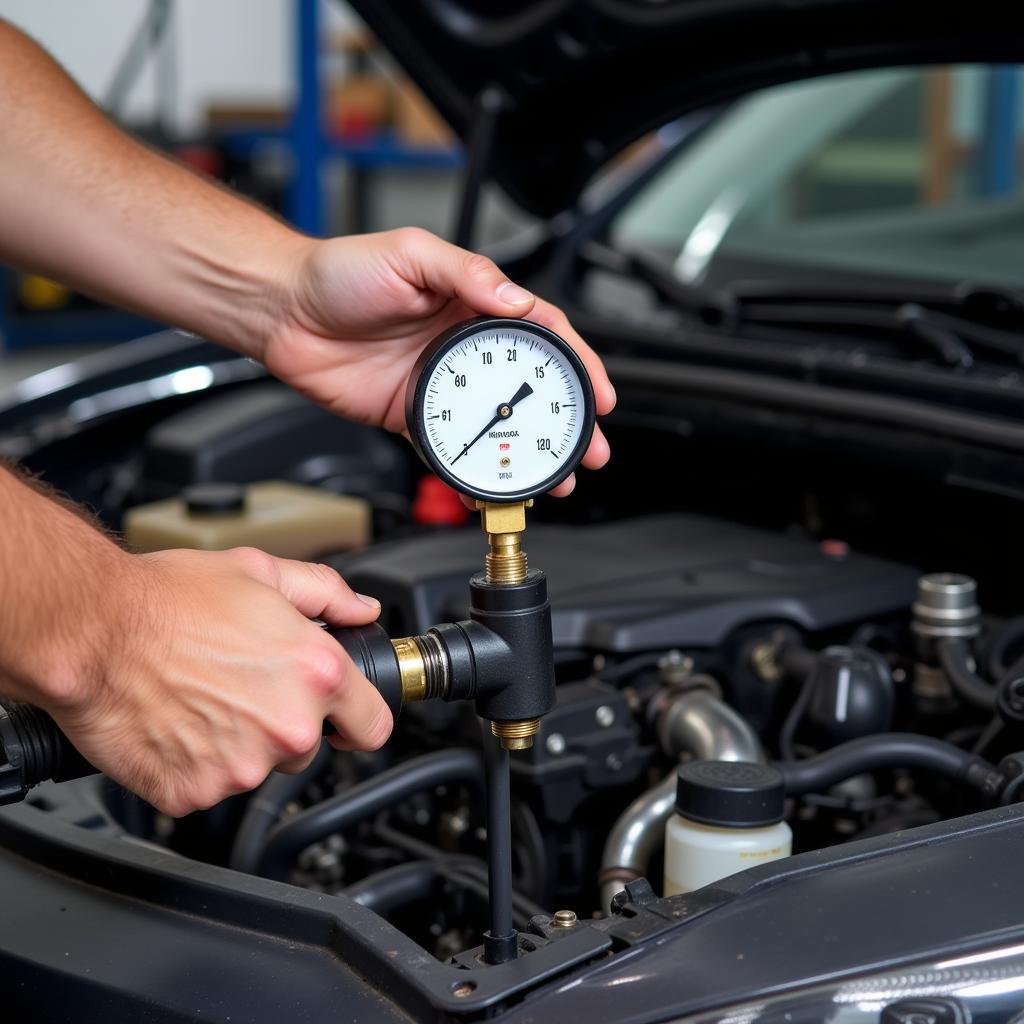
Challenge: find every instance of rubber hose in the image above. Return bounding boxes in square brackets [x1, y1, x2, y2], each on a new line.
[342, 860, 440, 915]
[777, 732, 1001, 799]
[986, 616, 1024, 681]
[228, 741, 332, 874]
[370, 822, 551, 921]
[343, 858, 547, 928]
[256, 748, 482, 880]
[937, 637, 997, 711]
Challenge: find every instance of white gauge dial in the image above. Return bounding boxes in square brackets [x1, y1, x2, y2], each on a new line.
[410, 320, 594, 502]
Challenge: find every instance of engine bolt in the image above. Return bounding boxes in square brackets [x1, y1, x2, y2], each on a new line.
[595, 705, 615, 728]
[750, 642, 782, 682]
[1006, 677, 1024, 714]
[545, 732, 566, 756]
[552, 910, 578, 928]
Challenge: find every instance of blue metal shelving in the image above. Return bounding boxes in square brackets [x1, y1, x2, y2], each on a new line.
[278, 0, 462, 235]
[979, 65, 1019, 197]
[1, 0, 461, 351]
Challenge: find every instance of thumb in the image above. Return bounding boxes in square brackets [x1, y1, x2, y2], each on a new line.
[394, 228, 536, 318]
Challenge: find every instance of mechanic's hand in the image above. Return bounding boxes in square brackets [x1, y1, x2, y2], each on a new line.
[262, 228, 615, 497]
[46, 547, 390, 817]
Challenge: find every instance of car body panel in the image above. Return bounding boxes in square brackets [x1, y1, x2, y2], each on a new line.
[4, 780, 1024, 1022]
[349, 0, 1024, 216]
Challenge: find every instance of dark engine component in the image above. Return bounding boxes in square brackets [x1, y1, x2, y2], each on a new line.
[793, 645, 895, 749]
[342, 513, 920, 651]
[140, 382, 413, 500]
[515, 680, 648, 824]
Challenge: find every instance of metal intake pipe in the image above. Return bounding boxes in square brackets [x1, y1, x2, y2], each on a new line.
[599, 688, 763, 912]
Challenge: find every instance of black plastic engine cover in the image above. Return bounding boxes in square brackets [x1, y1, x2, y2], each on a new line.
[141, 383, 412, 499]
[341, 513, 919, 651]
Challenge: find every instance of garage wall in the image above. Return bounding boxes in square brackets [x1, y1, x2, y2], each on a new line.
[0, 0, 358, 135]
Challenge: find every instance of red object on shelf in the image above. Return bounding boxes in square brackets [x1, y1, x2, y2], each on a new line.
[412, 476, 470, 527]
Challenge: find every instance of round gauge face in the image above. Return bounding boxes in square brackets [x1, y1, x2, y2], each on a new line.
[406, 318, 596, 503]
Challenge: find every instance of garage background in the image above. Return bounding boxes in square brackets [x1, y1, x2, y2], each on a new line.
[0, 0, 531, 376]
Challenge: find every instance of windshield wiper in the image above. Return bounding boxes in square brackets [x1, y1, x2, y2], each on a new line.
[732, 297, 976, 369]
[727, 280, 1024, 369]
[577, 241, 735, 325]
[580, 241, 1024, 369]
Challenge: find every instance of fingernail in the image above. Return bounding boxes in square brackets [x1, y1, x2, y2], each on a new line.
[496, 281, 533, 305]
[608, 384, 617, 409]
[357, 593, 380, 608]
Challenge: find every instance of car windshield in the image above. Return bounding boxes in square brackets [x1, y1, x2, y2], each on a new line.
[611, 65, 1024, 293]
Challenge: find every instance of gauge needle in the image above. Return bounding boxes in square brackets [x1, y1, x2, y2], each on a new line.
[451, 381, 534, 465]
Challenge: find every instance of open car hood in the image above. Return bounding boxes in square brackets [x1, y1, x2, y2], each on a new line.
[349, 0, 1022, 217]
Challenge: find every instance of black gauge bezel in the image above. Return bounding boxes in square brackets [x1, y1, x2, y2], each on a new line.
[405, 316, 597, 504]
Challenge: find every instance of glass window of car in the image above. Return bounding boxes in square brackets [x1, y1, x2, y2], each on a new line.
[611, 65, 1024, 291]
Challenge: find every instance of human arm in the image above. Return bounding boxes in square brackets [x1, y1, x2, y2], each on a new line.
[0, 20, 613, 494]
[0, 466, 390, 816]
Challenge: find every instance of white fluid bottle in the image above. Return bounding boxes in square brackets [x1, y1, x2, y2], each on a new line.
[663, 760, 792, 896]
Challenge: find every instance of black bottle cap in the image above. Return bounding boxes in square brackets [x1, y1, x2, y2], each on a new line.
[675, 760, 785, 828]
[183, 482, 246, 516]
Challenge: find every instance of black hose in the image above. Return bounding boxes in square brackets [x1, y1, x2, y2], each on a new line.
[482, 735, 516, 964]
[370, 822, 551, 922]
[986, 616, 1024, 681]
[773, 641, 818, 761]
[343, 860, 441, 915]
[228, 742, 332, 874]
[596, 651, 666, 684]
[937, 638, 997, 711]
[255, 749, 482, 881]
[343, 858, 546, 929]
[511, 798, 548, 900]
[0, 702, 96, 806]
[778, 668, 816, 761]
[776, 733, 1003, 800]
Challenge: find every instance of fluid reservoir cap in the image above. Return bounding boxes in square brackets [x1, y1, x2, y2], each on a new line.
[183, 482, 246, 516]
[675, 760, 785, 828]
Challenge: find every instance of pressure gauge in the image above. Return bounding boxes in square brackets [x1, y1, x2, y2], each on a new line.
[406, 317, 596, 503]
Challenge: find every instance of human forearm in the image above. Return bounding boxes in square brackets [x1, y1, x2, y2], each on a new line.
[0, 467, 132, 708]
[0, 23, 616, 471]
[0, 465, 391, 815]
[0, 20, 309, 357]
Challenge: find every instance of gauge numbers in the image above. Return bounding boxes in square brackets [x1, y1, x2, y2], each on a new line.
[409, 319, 595, 503]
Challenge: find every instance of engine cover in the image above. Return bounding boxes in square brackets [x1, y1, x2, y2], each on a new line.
[341, 513, 918, 651]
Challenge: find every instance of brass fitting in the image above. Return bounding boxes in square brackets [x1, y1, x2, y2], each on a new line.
[486, 533, 528, 585]
[491, 718, 541, 750]
[391, 637, 428, 703]
[477, 500, 532, 586]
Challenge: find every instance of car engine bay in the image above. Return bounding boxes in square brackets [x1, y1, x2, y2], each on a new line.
[5, 358, 1024, 992]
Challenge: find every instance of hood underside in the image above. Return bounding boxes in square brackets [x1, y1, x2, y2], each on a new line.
[349, 0, 1024, 217]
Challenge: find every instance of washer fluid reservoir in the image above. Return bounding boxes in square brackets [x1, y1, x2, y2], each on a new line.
[663, 760, 791, 895]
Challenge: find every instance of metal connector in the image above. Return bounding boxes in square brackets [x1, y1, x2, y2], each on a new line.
[491, 718, 541, 750]
[391, 637, 428, 703]
[391, 632, 450, 703]
[477, 500, 532, 585]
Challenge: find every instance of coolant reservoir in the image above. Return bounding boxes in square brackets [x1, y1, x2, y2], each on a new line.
[663, 761, 791, 895]
[124, 481, 371, 560]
